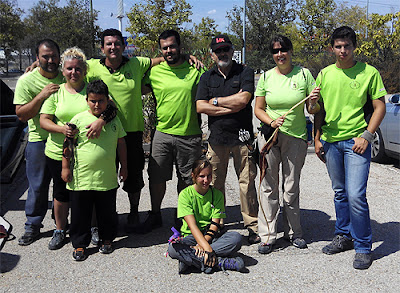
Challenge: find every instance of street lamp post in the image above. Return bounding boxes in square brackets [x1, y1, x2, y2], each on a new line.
[243, 0, 246, 64]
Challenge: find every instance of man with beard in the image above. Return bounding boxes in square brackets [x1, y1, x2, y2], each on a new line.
[131, 30, 206, 233]
[14, 39, 64, 245]
[195, 35, 260, 244]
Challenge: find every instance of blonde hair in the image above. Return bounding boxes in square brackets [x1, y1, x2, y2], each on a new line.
[61, 46, 87, 71]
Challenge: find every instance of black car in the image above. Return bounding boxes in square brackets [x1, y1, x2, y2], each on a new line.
[1, 79, 28, 183]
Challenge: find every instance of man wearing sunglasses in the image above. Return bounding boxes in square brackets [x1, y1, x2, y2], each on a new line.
[196, 35, 260, 244]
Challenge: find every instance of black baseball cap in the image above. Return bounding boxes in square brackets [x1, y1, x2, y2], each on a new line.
[210, 35, 232, 51]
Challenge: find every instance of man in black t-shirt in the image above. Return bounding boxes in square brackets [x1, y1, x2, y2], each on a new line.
[196, 35, 260, 244]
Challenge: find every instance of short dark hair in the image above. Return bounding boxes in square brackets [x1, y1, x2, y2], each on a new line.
[86, 80, 109, 98]
[330, 26, 357, 47]
[35, 39, 60, 56]
[269, 35, 293, 54]
[158, 30, 181, 47]
[101, 29, 124, 47]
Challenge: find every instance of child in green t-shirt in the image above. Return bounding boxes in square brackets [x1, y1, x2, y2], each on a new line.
[167, 158, 245, 274]
[62, 80, 127, 261]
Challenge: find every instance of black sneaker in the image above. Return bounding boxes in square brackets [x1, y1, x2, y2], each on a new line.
[131, 211, 162, 234]
[91, 227, 100, 246]
[99, 241, 113, 254]
[292, 237, 308, 249]
[18, 231, 40, 246]
[258, 242, 273, 254]
[72, 248, 87, 261]
[322, 235, 353, 255]
[248, 231, 261, 244]
[353, 253, 373, 270]
[48, 230, 66, 250]
[217, 256, 245, 273]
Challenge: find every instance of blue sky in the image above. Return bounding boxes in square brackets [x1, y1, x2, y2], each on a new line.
[16, 0, 400, 36]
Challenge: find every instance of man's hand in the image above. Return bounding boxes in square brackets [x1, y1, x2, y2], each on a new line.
[25, 60, 39, 73]
[86, 119, 106, 139]
[352, 137, 369, 155]
[39, 83, 60, 101]
[61, 168, 72, 183]
[314, 139, 326, 163]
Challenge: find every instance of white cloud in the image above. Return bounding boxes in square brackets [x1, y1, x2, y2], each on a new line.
[208, 9, 216, 15]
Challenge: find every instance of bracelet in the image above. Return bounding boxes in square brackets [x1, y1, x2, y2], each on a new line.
[360, 130, 374, 143]
[270, 120, 274, 127]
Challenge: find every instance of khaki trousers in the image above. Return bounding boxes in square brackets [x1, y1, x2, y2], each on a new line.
[257, 132, 307, 244]
[207, 143, 258, 233]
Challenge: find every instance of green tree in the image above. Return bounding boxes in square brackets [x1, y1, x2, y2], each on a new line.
[126, 0, 192, 55]
[22, 0, 100, 58]
[226, 0, 296, 71]
[0, 0, 24, 73]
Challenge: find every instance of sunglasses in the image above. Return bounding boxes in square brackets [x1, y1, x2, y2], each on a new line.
[213, 47, 231, 54]
[271, 47, 289, 54]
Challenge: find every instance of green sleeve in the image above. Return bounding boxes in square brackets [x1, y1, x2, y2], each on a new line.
[40, 92, 57, 115]
[369, 70, 387, 100]
[255, 72, 266, 97]
[177, 188, 194, 219]
[210, 188, 226, 219]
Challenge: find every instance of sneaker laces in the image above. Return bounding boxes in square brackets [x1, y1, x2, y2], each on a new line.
[218, 258, 238, 275]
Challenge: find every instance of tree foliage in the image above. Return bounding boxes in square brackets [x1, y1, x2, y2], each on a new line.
[226, 0, 296, 71]
[0, 0, 24, 72]
[22, 0, 101, 58]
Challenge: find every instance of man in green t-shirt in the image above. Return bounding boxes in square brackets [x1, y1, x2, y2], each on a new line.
[132, 30, 205, 233]
[14, 39, 63, 246]
[314, 26, 386, 270]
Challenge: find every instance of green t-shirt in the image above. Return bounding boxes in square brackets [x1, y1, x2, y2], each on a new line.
[13, 68, 64, 142]
[86, 57, 151, 132]
[40, 84, 89, 161]
[144, 61, 205, 136]
[316, 62, 387, 142]
[67, 111, 126, 191]
[255, 66, 315, 140]
[178, 185, 226, 237]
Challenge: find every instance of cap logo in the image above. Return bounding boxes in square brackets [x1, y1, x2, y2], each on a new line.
[216, 38, 225, 43]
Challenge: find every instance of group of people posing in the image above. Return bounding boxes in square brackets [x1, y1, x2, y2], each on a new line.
[14, 25, 386, 273]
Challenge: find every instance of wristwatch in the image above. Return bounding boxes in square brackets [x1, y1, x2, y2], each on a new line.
[212, 97, 218, 106]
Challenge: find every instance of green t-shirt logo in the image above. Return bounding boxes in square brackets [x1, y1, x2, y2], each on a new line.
[291, 81, 299, 90]
[350, 80, 360, 89]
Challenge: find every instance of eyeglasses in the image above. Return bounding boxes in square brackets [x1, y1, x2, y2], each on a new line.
[271, 47, 289, 54]
[213, 47, 231, 54]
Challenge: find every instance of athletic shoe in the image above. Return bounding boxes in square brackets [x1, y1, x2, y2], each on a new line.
[91, 227, 100, 246]
[248, 230, 261, 244]
[292, 237, 308, 249]
[99, 241, 113, 254]
[18, 231, 40, 246]
[217, 256, 245, 273]
[72, 248, 87, 261]
[322, 235, 354, 255]
[258, 242, 273, 254]
[353, 253, 373, 270]
[48, 230, 66, 250]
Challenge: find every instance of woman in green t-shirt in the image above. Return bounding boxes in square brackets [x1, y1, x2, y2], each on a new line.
[254, 35, 321, 255]
[167, 158, 245, 274]
[40, 47, 105, 250]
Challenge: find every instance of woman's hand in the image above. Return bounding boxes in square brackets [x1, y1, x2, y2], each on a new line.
[191, 244, 205, 258]
[63, 124, 78, 138]
[271, 115, 285, 128]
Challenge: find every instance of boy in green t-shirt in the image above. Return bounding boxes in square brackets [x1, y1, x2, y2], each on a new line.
[314, 26, 386, 270]
[62, 80, 127, 261]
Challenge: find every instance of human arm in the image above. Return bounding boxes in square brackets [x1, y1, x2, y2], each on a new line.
[305, 87, 321, 114]
[352, 97, 386, 154]
[61, 156, 72, 183]
[15, 83, 60, 122]
[314, 101, 326, 163]
[208, 90, 251, 112]
[254, 96, 285, 129]
[25, 60, 39, 73]
[85, 100, 118, 139]
[184, 214, 217, 267]
[196, 99, 236, 116]
[40, 114, 78, 138]
[117, 137, 128, 182]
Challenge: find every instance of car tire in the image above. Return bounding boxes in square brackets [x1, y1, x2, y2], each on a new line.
[371, 128, 388, 163]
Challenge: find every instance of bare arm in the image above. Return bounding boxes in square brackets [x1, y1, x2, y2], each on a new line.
[117, 137, 128, 182]
[15, 83, 60, 122]
[305, 87, 321, 114]
[61, 156, 72, 183]
[40, 114, 77, 138]
[314, 101, 326, 163]
[209, 90, 251, 112]
[196, 100, 235, 116]
[254, 96, 284, 129]
[352, 96, 386, 154]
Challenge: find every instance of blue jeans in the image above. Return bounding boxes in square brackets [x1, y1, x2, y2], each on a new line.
[24, 141, 52, 233]
[322, 139, 372, 253]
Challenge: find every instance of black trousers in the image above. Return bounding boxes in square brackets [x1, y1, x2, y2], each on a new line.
[70, 189, 117, 248]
